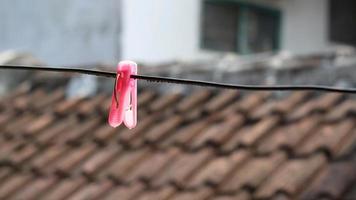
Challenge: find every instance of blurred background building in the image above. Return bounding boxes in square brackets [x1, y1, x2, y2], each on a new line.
[0, 0, 355, 65]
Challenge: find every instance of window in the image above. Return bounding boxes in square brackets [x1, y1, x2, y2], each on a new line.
[329, 0, 356, 46]
[201, 0, 281, 54]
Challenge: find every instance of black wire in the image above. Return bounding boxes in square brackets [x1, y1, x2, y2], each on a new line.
[132, 74, 356, 93]
[1, 65, 356, 94]
[0, 65, 116, 78]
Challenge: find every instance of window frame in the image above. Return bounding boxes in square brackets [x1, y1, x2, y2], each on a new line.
[200, 0, 282, 54]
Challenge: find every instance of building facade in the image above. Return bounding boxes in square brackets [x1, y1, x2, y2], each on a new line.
[122, 0, 332, 63]
[0, 0, 121, 65]
[0, 0, 354, 65]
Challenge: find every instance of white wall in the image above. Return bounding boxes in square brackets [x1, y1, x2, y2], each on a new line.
[0, 0, 330, 64]
[0, 0, 121, 65]
[281, 0, 329, 54]
[122, 0, 331, 63]
[121, 0, 206, 63]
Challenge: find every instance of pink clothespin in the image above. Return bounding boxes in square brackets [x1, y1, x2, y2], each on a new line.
[108, 61, 137, 129]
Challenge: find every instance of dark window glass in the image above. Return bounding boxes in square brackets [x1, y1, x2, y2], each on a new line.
[202, 2, 239, 52]
[329, 0, 356, 46]
[246, 8, 280, 53]
[201, 1, 280, 54]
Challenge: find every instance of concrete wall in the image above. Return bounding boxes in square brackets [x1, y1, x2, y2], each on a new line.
[122, 0, 331, 63]
[0, 0, 330, 64]
[0, 0, 121, 65]
[281, 0, 330, 54]
[121, 0, 205, 63]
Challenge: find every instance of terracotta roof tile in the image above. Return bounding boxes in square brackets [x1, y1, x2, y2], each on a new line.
[9, 143, 37, 166]
[223, 116, 280, 152]
[181, 91, 240, 123]
[213, 191, 251, 200]
[256, 115, 320, 154]
[32, 88, 65, 110]
[54, 98, 82, 115]
[40, 177, 87, 200]
[152, 148, 213, 187]
[268, 193, 292, 200]
[289, 92, 343, 120]
[233, 92, 270, 114]
[59, 117, 101, 145]
[204, 90, 239, 113]
[23, 113, 55, 137]
[219, 152, 286, 193]
[30, 144, 69, 175]
[0, 76, 355, 199]
[4, 113, 36, 138]
[188, 150, 249, 188]
[92, 124, 121, 145]
[255, 153, 327, 199]
[102, 183, 145, 200]
[0, 111, 15, 127]
[161, 120, 209, 149]
[149, 93, 181, 112]
[0, 168, 12, 181]
[0, 139, 25, 164]
[300, 160, 356, 200]
[0, 82, 30, 106]
[77, 94, 107, 115]
[11, 176, 57, 200]
[144, 115, 183, 144]
[251, 91, 309, 119]
[337, 128, 356, 157]
[170, 187, 214, 200]
[325, 100, 356, 122]
[0, 173, 32, 199]
[12, 89, 44, 111]
[119, 114, 160, 147]
[176, 90, 211, 113]
[297, 119, 355, 157]
[135, 185, 175, 200]
[67, 180, 113, 200]
[105, 148, 149, 182]
[126, 148, 179, 183]
[190, 114, 244, 150]
[344, 184, 356, 200]
[99, 97, 112, 114]
[137, 90, 156, 107]
[53, 144, 96, 176]
[35, 115, 78, 145]
[81, 146, 120, 179]
[237, 116, 279, 146]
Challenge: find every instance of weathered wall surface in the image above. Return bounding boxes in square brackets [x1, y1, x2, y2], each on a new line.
[122, 0, 331, 63]
[121, 0, 205, 63]
[0, 0, 332, 64]
[0, 0, 121, 65]
[281, 0, 330, 55]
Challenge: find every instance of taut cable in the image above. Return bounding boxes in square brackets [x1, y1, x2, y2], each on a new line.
[1, 65, 356, 93]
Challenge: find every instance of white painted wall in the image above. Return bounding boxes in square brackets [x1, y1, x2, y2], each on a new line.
[0, 0, 120, 65]
[280, 0, 329, 54]
[122, 0, 331, 63]
[121, 0, 205, 63]
[0, 0, 330, 64]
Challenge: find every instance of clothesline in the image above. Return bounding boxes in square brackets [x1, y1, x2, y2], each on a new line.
[1, 64, 356, 93]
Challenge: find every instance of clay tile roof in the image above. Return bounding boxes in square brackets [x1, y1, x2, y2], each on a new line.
[0, 75, 356, 200]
